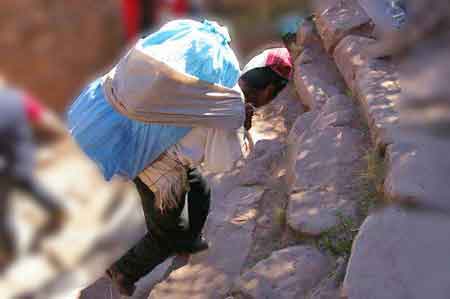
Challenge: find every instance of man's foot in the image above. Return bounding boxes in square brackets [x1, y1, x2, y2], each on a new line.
[181, 235, 209, 255]
[0, 249, 14, 275]
[106, 265, 136, 297]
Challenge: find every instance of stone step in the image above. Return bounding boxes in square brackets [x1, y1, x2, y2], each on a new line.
[286, 95, 366, 237]
[311, 1, 450, 299]
[148, 185, 265, 299]
[314, 0, 374, 55]
[333, 35, 400, 152]
[231, 246, 332, 299]
[343, 206, 450, 299]
[293, 20, 347, 111]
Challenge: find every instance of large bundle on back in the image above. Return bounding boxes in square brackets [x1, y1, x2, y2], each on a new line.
[68, 19, 244, 180]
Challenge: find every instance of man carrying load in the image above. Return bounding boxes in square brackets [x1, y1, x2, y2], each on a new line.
[68, 19, 292, 296]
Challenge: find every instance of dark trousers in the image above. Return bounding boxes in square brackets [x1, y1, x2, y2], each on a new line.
[114, 168, 210, 283]
[0, 174, 62, 260]
[0, 177, 15, 260]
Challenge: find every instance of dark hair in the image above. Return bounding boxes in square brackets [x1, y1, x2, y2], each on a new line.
[241, 67, 288, 94]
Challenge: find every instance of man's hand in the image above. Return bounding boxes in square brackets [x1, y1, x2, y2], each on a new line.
[244, 103, 255, 131]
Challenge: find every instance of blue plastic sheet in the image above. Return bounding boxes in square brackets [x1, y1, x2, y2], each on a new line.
[388, 0, 406, 28]
[68, 19, 241, 180]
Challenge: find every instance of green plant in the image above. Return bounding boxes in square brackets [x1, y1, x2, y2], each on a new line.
[345, 89, 353, 98]
[274, 206, 287, 227]
[317, 213, 359, 257]
[357, 149, 387, 216]
[363, 150, 386, 186]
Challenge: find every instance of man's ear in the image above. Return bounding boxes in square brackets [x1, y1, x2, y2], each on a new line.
[264, 84, 278, 103]
[238, 78, 244, 90]
[252, 85, 274, 108]
[238, 78, 250, 102]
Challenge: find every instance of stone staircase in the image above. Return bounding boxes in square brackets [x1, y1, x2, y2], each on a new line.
[144, 0, 450, 298]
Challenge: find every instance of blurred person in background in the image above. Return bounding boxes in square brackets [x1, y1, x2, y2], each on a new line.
[0, 83, 67, 272]
[121, 0, 202, 42]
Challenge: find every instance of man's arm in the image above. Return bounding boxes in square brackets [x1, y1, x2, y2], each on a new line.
[244, 103, 255, 131]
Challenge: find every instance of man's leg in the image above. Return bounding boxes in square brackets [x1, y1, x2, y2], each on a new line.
[108, 232, 172, 296]
[109, 178, 189, 295]
[160, 168, 211, 254]
[14, 175, 63, 214]
[14, 175, 65, 241]
[0, 176, 16, 271]
[185, 168, 211, 248]
[11, 122, 64, 219]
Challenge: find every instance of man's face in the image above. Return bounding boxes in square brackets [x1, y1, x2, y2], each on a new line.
[238, 78, 277, 108]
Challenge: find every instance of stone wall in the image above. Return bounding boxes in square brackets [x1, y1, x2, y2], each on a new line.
[95, 1, 443, 297]
[291, 0, 450, 298]
[210, 0, 450, 298]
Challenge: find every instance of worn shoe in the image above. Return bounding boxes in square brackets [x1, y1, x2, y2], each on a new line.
[0, 249, 15, 275]
[182, 235, 210, 254]
[106, 265, 136, 297]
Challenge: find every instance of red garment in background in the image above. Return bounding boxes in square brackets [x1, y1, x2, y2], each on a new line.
[122, 0, 140, 41]
[121, 0, 190, 41]
[24, 95, 44, 123]
[171, 0, 189, 16]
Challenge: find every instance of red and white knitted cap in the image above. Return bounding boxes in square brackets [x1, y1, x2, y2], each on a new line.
[242, 47, 293, 80]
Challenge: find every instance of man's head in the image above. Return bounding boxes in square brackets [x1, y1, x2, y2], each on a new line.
[239, 67, 288, 108]
[239, 48, 292, 108]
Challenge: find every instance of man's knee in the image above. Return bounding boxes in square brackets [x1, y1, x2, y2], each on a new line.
[188, 169, 211, 205]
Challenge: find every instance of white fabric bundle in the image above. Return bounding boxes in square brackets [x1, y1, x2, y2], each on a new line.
[103, 44, 246, 130]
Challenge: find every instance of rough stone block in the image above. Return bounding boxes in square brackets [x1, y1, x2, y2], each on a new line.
[309, 257, 348, 299]
[286, 96, 363, 237]
[321, 94, 355, 115]
[398, 47, 450, 131]
[288, 190, 357, 236]
[333, 35, 377, 90]
[289, 126, 365, 193]
[315, 0, 374, 54]
[296, 19, 322, 51]
[334, 35, 401, 151]
[287, 112, 320, 190]
[294, 45, 347, 110]
[384, 134, 450, 211]
[343, 206, 450, 299]
[354, 60, 401, 150]
[357, 0, 398, 37]
[233, 246, 332, 299]
[312, 95, 357, 131]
